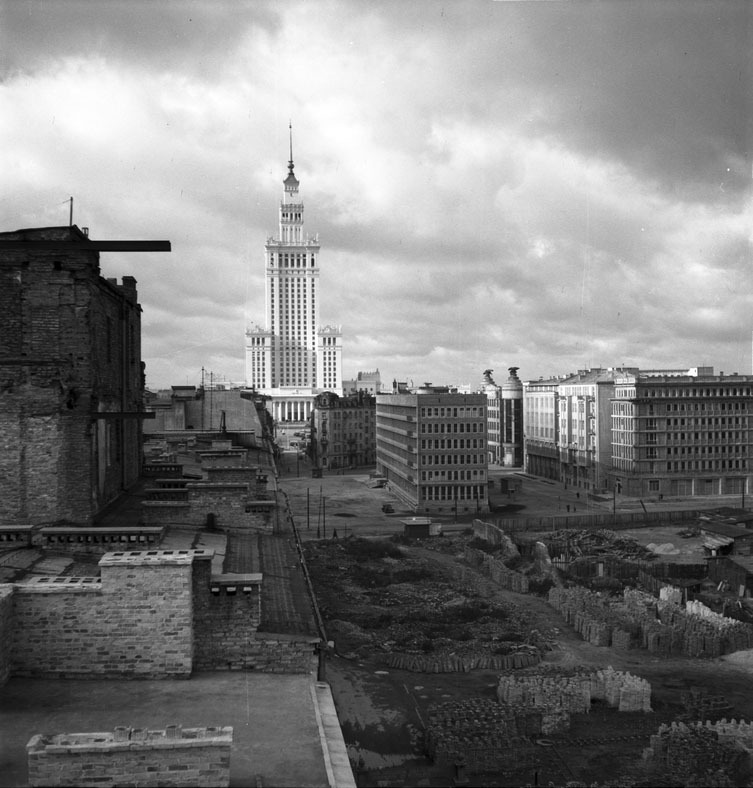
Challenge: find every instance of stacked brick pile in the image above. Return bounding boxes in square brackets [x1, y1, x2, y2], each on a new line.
[548, 586, 753, 659]
[590, 666, 652, 712]
[643, 720, 750, 784]
[658, 599, 753, 658]
[547, 586, 640, 648]
[463, 547, 529, 593]
[424, 698, 525, 771]
[659, 585, 683, 605]
[384, 649, 540, 673]
[497, 666, 652, 732]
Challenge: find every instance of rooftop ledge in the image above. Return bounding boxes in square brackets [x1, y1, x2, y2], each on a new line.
[99, 549, 213, 567]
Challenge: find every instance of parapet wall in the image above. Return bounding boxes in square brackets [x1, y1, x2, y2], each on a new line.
[10, 551, 207, 678]
[27, 725, 232, 788]
[1, 548, 316, 683]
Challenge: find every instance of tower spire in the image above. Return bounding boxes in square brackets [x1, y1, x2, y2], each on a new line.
[288, 121, 294, 175]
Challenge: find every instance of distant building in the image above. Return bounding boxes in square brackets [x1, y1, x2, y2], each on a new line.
[523, 377, 560, 480]
[611, 369, 753, 497]
[343, 369, 382, 396]
[0, 225, 167, 525]
[522, 366, 753, 499]
[144, 386, 264, 445]
[245, 128, 342, 425]
[558, 368, 624, 492]
[310, 391, 376, 470]
[376, 390, 489, 515]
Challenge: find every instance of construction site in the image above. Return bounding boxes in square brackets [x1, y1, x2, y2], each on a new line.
[288, 468, 753, 787]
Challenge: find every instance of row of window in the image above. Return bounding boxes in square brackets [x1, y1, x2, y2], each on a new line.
[421, 470, 485, 481]
[421, 484, 486, 500]
[269, 253, 316, 267]
[421, 438, 484, 449]
[420, 422, 485, 434]
[665, 460, 747, 471]
[420, 406, 483, 417]
[640, 387, 752, 398]
[421, 454, 485, 466]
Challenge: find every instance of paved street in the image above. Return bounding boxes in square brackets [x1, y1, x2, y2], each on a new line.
[277, 458, 751, 542]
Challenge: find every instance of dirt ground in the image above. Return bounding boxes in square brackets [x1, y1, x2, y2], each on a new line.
[281, 469, 753, 786]
[304, 533, 753, 787]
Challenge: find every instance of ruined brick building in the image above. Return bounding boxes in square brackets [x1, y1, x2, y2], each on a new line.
[0, 225, 168, 526]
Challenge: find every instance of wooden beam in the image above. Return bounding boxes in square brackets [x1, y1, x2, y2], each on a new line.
[92, 412, 156, 420]
[0, 240, 171, 252]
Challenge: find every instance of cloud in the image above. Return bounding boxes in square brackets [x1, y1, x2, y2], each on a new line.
[1, 0, 750, 389]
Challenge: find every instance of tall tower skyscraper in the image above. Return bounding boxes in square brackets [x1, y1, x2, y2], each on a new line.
[245, 127, 342, 423]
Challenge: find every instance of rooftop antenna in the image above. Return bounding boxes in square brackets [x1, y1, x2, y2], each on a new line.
[68, 196, 73, 226]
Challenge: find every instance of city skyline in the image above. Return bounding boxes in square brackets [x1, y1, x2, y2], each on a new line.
[2, 0, 751, 390]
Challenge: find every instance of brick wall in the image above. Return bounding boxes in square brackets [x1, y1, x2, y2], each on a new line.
[0, 226, 145, 527]
[191, 555, 316, 672]
[0, 586, 13, 686]
[141, 483, 275, 531]
[2, 548, 315, 681]
[192, 560, 261, 670]
[10, 551, 208, 678]
[27, 726, 232, 788]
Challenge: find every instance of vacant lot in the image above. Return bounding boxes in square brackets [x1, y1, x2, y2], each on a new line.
[304, 532, 753, 787]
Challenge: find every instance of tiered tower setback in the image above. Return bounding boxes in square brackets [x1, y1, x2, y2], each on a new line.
[245, 128, 342, 423]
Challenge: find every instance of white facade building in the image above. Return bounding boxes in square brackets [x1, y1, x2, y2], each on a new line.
[245, 130, 342, 424]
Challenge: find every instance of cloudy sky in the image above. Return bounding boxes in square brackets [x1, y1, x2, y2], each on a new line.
[2, 0, 751, 390]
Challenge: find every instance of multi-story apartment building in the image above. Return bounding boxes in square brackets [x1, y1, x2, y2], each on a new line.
[310, 391, 376, 470]
[0, 224, 166, 525]
[376, 391, 488, 515]
[245, 128, 342, 425]
[523, 377, 561, 480]
[611, 370, 753, 498]
[557, 368, 623, 492]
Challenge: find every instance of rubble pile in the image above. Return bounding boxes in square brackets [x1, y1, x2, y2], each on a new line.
[544, 529, 655, 562]
[549, 585, 753, 658]
[643, 720, 752, 785]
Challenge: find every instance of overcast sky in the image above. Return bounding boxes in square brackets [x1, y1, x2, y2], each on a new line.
[2, 0, 751, 390]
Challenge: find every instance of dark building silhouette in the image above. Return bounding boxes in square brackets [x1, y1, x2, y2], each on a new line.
[0, 225, 168, 525]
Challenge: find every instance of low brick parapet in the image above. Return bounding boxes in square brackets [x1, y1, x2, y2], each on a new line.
[41, 527, 164, 554]
[27, 725, 232, 787]
[0, 526, 35, 547]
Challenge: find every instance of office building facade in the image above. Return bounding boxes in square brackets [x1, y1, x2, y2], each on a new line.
[376, 392, 488, 514]
[611, 371, 753, 498]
